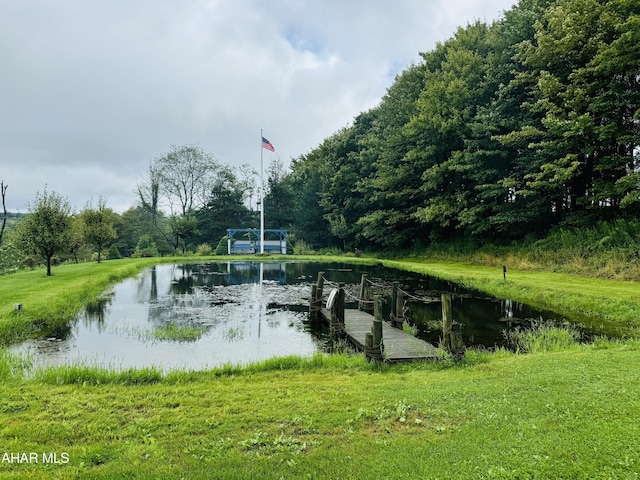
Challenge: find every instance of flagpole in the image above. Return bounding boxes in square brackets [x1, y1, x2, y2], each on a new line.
[260, 128, 265, 254]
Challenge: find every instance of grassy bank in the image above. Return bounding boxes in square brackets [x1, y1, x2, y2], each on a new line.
[2, 254, 640, 344]
[0, 258, 157, 345]
[382, 259, 640, 337]
[404, 220, 640, 282]
[1, 344, 640, 479]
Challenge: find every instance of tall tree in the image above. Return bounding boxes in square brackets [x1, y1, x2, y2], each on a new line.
[288, 152, 332, 249]
[156, 144, 219, 216]
[137, 144, 220, 251]
[264, 158, 294, 229]
[196, 165, 255, 245]
[518, 0, 640, 224]
[18, 188, 72, 276]
[357, 63, 428, 248]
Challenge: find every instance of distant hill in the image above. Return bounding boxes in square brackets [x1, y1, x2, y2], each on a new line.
[3, 212, 26, 227]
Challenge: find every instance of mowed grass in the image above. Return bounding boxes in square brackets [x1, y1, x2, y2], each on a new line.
[0, 259, 158, 344]
[1, 345, 639, 479]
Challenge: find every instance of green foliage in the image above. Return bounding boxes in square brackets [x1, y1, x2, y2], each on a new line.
[214, 236, 228, 255]
[36, 364, 163, 386]
[195, 243, 212, 256]
[284, 0, 640, 247]
[0, 239, 25, 275]
[17, 187, 72, 276]
[107, 244, 122, 260]
[503, 320, 582, 353]
[195, 165, 257, 247]
[132, 234, 160, 258]
[81, 197, 118, 263]
[151, 324, 207, 342]
[0, 349, 28, 381]
[292, 240, 314, 255]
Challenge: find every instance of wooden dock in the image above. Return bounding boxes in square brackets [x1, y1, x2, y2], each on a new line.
[319, 307, 440, 361]
[310, 271, 446, 362]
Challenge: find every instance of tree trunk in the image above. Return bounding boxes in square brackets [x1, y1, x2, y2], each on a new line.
[0, 180, 7, 245]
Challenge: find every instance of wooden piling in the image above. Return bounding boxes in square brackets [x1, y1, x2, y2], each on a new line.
[329, 284, 346, 339]
[310, 285, 319, 320]
[391, 289, 404, 329]
[358, 274, 368, 311]
[396, 290, 404, 321]
[441, 293, 452, 349]
[365, 295, 384, 362]
[337, 283, 345, 326]
[441, 293, 465, 357]
[391, 282, 406, 328]
[316, 271, 325, 302]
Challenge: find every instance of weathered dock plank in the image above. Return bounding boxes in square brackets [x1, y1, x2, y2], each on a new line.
[320, 307, 439, 361]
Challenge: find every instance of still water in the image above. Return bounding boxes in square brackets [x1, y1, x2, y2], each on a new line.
[12, 261, 575, 371]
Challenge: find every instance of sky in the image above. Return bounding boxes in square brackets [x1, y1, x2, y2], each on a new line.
[0, 0, 518, 213]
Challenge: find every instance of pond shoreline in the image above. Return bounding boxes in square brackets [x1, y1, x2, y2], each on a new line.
[1, 255, 639, 349]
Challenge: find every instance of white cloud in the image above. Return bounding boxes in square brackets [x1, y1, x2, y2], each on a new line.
[0, 0, 517, 212]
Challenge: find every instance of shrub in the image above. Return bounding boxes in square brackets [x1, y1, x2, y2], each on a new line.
[195, 243, 213, 256]
[107, 244, 122, 260]
[293, 240, 314, 255]
[215, 236, 229, 255]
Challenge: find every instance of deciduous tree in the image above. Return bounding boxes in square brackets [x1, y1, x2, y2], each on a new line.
[18, 188, 72, 276]
[81, 197, 117, 262]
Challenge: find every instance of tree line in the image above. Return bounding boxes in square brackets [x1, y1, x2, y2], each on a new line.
[0, 144, 294, 275]
[273, 0, 639, 250]
[2, 0, 638, 272]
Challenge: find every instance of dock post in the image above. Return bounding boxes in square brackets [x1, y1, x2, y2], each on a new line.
[390, 282, 401, 328]
[393, 289, 405, 328]
[441, 293, 465, 358]
[310, 285, 318, 320]
[330, 283, 346, 340]
[358, 274, 368, 311]
[337, 283, 345, 327]
[366, 295, 384, 362]
[316, 272, 325, 303]
[441, 293, 452, 348]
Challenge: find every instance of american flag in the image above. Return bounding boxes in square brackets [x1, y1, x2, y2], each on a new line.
[261, 137, 275, 152]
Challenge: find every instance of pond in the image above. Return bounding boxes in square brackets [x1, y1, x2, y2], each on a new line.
[11, 261, 589, 371]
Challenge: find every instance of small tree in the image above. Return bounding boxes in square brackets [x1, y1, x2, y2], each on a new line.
[18, 188, 72, 276]
[81, 197, 117, 263]
[107, 244, 122, 260]
[67, 215, 85, 263]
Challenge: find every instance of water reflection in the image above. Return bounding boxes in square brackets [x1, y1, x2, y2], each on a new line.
[13, 262, 322, 371]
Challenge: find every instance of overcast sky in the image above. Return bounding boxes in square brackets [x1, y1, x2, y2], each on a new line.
[1, 0, 517, 213]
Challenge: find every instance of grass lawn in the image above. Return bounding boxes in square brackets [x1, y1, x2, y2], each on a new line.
[1, 345, 639, 479]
